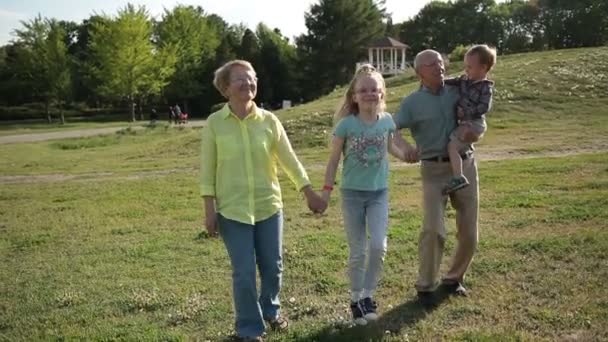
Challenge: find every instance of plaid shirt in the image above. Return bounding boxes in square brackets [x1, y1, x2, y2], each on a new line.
[445, 75, 494, 121]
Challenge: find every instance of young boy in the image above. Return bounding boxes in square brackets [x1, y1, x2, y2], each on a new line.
[443, 44, 496, 194]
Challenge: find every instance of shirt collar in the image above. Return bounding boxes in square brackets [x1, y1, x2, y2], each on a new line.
[220, 102, 262, 120]
[420, 83, 445, 95]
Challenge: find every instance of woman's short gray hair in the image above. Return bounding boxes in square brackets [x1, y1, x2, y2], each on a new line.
[213, 60, 255, 98]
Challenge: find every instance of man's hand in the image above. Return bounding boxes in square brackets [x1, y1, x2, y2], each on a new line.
[403, 144, 420, 163]
[393, 131, 419, 163]
[457, 107, 465, 119]
[458, 123, 479, 143]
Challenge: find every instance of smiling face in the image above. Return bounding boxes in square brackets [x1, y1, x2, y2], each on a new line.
[464, 52, 488, 81]
[353, 74, 384, 114]
[225, 65, 257, 103]
[416, 51, 445, 90]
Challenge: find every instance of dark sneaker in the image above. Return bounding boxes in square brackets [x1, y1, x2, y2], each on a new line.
[360, 297, 378, 321]
[350, 301, 367, 325]
[441, 281, 468, 297]
[443, 175, 469, 195]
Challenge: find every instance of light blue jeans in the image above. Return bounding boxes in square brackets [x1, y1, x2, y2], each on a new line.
[218, 211, 283, 338]
[341, 189, 389, 300]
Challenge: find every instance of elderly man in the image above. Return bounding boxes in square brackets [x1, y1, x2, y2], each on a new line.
[393, 49, 479, 305]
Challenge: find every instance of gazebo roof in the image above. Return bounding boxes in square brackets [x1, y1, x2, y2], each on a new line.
[368, 37, 408, 48]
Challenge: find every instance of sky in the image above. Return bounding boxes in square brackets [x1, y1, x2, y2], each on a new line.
[0, 0, 438, 45]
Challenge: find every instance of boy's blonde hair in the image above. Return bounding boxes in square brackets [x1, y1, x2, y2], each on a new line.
[334, 64, 386, 124]
[213, 60, 255, 98]
[466, 44, 497, 72]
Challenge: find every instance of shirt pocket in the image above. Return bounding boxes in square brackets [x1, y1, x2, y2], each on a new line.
[216, 135, 240, 160]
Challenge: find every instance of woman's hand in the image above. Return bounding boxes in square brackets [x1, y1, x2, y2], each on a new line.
[203, 197, 219, 238]
[302, 185, 327, 214]
[205, 212, 218, 237]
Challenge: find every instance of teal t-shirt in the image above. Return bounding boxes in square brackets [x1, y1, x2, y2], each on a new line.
[334, 113, 396, 191]
[393, 85, 462, 159]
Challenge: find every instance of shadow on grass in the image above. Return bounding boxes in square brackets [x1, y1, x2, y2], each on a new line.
[295, 291, 451, 342]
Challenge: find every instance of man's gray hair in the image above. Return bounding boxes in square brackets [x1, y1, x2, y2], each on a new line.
[413, 49, 441, 72]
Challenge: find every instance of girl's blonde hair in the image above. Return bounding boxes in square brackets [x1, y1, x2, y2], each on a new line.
[333, 64, 386, 124]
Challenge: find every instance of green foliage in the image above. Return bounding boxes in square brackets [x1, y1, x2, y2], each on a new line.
[449, 44, 471, 62]
[297, 0, 387, 99]
[88, 4, 176, 121]
[156, 5, 220, 112]
[12, 16, 73, 122]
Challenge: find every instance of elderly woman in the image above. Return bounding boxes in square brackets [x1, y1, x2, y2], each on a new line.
[200, 60, 326, 342]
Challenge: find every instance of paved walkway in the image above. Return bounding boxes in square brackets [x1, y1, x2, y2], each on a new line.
[0, 120, 207, 144]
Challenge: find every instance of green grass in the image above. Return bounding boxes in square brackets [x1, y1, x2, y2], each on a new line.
[1, 46, 608, 341]
[1, 153, 607, 341]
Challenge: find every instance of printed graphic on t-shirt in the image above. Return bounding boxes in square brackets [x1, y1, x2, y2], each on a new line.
[348, 132, 387, 168]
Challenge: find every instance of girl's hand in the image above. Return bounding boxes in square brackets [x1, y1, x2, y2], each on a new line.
[321, 190, 331, 205]
[303, 186, 327, 214]
[403, 144, 420, 163]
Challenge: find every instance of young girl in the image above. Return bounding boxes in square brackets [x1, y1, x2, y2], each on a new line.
[321, 64, 404, 325]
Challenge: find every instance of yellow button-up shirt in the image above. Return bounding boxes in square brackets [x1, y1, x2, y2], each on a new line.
[200, 103, 311, 225]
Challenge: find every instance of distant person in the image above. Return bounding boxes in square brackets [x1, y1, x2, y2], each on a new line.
[179, 111, 188, 124]
[321, 64, 405, 325]
[168, 106, 176, 123]
[200, 59, 326, 341]
[393, 49, 480, 305]
[174, 104, 181, 124]
[443, 44, 496, 194]
[150, 108, 158, 124]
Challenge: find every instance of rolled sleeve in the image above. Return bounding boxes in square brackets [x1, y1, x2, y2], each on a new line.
[394, 98, 412, 129]
[273, 117, 311, 191]
[199, 123, 217, 197]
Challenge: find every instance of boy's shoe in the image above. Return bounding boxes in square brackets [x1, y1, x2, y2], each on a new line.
[443, 175, 469, 195]
[350, 301, 368, 325]
[360, 297, 378, 321]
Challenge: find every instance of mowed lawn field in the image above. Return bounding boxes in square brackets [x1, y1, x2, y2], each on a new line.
[1, 47, 607, 341]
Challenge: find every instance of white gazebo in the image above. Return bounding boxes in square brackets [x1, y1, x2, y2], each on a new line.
[357, 37, 410, 76]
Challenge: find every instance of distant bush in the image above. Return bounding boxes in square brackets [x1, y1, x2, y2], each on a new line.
[209, 102, 226, 114]
[449, 44, 472, 62]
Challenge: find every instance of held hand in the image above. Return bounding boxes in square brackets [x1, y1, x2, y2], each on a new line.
[205, 210, 218, 238]
[403, 144, 420, 163]
[303, 186, 327, 214]
[321, 190, 331, 207]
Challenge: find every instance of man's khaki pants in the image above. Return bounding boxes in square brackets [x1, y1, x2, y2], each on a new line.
[415, 157, 479, 292]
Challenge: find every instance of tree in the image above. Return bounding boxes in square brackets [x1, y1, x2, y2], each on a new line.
[88, 4, 176, 121]
[156, 5, 220, 114]
[255, 23, 299, 107]
[297, 0, 387, 99]
[13, 16, 72, 123]
[539, 0, 608, 49]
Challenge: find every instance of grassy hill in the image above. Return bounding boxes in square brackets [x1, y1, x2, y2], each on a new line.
[0, 47, 607, 341]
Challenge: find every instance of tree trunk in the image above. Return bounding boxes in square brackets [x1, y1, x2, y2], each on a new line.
[45, 102, 52, 124]
[138, 98, 144, 121]
[131, 100, 136, 122]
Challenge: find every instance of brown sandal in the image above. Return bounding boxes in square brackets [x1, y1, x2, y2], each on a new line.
[266, 316, 289, 331]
